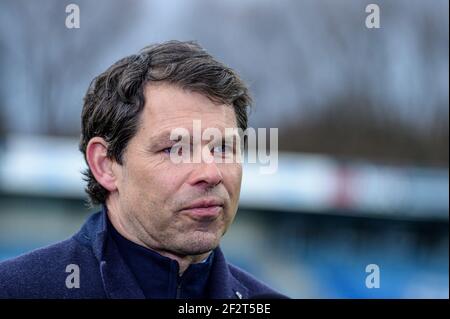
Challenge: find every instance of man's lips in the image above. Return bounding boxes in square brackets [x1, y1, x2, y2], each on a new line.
[179, 197, 224, 220]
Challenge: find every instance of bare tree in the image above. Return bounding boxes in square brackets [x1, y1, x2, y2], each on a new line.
[0, 0, 142, 135]
[182, 0, 449, 166]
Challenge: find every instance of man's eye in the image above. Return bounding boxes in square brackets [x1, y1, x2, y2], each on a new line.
[162, 145, 184, 155]
[212, 144, 232, 154]
[161, 147, 173, 154]
[213, 145, 225, 153]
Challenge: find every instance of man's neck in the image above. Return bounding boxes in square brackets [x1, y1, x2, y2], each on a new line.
[105, 202, 210, 275]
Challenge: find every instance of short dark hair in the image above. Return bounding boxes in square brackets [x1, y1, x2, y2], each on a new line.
[79, 40, 252, 206]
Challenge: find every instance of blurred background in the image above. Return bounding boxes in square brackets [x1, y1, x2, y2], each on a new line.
[0, 0, 448, 298]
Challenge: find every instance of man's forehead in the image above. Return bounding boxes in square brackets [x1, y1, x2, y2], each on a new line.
[143, 83, 234, 116]
[141, 83, 238, 130]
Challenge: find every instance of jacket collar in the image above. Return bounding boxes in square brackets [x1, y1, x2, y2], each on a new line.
[206, 246, 249, 299]
[76, 206, 144, 298]
[74, 206, 248, 299]
[108, 215, 214, 299]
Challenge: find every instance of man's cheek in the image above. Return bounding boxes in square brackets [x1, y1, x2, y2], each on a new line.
[225, 171, 242, 198]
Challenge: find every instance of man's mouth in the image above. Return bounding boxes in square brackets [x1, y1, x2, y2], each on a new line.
[179, 197, 224, 221]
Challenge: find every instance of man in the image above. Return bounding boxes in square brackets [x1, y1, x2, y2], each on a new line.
[0, 40, 286, 299]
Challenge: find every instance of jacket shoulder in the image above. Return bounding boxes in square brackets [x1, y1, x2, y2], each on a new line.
[0, 236, 104, 298]
[227, 263, 288, 299]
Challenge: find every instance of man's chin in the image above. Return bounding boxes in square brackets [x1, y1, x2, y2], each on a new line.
[175, 231, 220, 256]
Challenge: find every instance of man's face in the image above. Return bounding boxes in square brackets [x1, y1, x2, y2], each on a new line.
[112, 83, 242, 256]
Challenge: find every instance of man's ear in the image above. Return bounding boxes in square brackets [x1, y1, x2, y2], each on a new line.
[86, 137, 118, 192]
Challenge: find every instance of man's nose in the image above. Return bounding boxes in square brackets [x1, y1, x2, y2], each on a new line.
[188, 160, 223, 188]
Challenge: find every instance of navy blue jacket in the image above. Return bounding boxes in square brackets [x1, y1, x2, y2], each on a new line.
[0, 209, 285, 299]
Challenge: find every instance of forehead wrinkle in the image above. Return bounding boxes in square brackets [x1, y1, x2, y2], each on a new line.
[147, 110, 235, 133]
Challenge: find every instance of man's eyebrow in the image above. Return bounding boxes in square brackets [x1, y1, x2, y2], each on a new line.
[149, 128, 239, 148]
[148, 132, 173, 148]
[149, 130, 186, 148]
